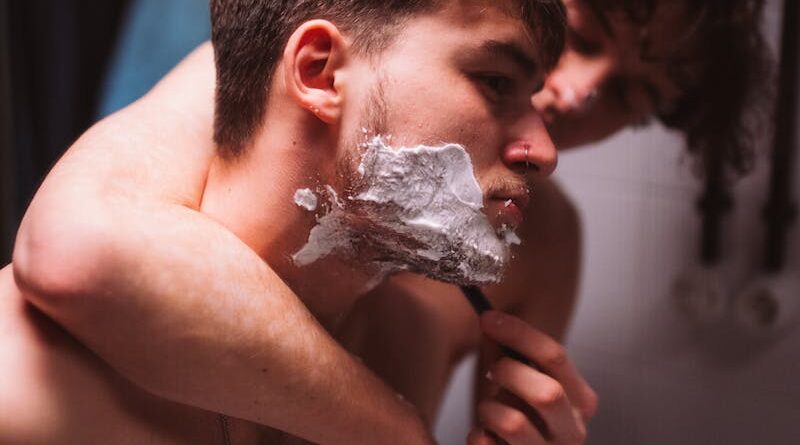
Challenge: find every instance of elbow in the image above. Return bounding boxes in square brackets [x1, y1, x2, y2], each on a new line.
[12, 205, 114, 307]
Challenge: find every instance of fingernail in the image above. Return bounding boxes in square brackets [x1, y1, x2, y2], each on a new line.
[485, 370, 493, 380]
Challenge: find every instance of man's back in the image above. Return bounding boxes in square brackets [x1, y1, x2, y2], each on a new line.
[0, 265, 268, 444]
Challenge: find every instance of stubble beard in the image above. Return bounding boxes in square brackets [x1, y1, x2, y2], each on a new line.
[323, 83, 513, 285]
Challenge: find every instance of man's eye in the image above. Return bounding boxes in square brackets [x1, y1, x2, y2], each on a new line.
[475, 74, 515, 100]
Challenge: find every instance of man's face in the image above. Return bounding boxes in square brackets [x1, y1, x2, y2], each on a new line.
[339, 1, 556, 230]
[533, 0, 690, 149]
[320, 1, 558, 283]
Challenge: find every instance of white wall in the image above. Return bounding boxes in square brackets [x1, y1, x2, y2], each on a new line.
[559, 122, 800, 445]
[435, 1, 800, 443]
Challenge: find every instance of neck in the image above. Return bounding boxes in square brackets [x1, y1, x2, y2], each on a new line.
[199, 121, 376, 329]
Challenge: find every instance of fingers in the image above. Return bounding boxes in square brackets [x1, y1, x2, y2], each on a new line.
[488, 358, 587, 444]
[477, 400, 547, 445]
[480, 311, 598, 420]
[467, 428, 500, 445]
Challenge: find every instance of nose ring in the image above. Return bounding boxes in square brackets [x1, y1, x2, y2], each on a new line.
[524, 144, 530, 169]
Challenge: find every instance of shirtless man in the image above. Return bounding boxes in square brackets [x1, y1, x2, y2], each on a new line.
[2, 1, 597, 444]
[3, 0, 766, 444]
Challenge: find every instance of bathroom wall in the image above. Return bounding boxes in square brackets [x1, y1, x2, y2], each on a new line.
[435, 1, 800, 443]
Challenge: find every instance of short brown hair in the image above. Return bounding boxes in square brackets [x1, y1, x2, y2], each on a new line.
[209, 0, 567, 158]
[588, 0, 771, 177]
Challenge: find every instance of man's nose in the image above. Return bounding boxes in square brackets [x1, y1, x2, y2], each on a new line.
[502, 111, 558, 177]
[532, 51, 614, 115]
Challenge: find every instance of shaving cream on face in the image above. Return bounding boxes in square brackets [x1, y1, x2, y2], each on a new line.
[292, 137, 520, 285]
[293, 188, 318, 211]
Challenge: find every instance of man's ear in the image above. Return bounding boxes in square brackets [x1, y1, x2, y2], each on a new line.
[282, 20, 348, 124]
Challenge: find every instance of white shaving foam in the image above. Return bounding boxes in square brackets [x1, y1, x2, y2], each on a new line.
[292, 136, 521, 285]
[293, 188, 318, 211]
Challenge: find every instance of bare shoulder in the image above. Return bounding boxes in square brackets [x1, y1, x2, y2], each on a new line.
[518, 177, 580, 247]
[0, 265, 226, 444]
[0, 265, 63, 443]
[0, 264, 114, 443]
[0, 264, 118, 443]
[14, 43, 219, 277]
[40, 41, 217, 209]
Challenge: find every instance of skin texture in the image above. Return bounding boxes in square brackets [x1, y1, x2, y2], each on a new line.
[2, 2, 598, 444]
[4, 0, 701, 442]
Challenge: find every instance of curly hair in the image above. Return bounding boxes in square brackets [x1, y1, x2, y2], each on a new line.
[589, 0, 771, 177]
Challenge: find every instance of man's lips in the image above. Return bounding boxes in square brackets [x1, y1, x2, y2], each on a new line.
[491, 189, 530, 211]
[488, 192, 529, 228]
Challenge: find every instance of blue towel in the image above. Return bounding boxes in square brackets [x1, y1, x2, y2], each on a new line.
[97, 0, 210, 118]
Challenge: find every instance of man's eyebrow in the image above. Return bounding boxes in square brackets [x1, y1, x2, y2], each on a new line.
[478, 40, 541, 78]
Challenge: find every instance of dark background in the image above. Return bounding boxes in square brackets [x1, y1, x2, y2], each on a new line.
[0, 0, 130, 263]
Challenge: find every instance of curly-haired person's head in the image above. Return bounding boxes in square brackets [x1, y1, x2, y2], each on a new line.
[612, 0, 770, 176]
[535, 0, 771, 178]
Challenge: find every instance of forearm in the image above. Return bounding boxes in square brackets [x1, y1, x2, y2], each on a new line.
[13, 202, 432, 445]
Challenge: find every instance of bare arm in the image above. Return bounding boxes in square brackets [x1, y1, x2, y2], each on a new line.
[12, 44, 433, 445]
